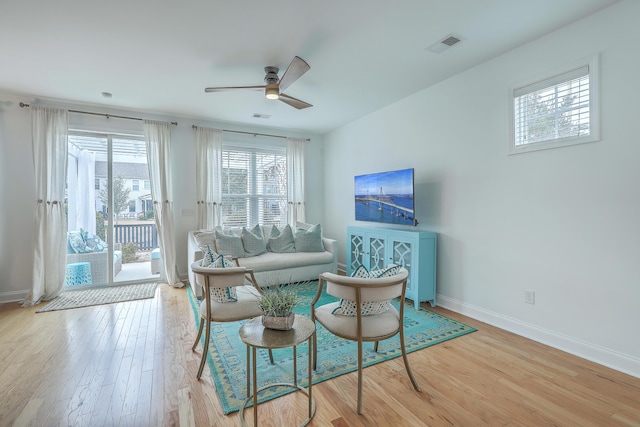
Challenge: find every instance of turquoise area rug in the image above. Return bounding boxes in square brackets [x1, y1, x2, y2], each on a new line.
[187, 282, 476, 415]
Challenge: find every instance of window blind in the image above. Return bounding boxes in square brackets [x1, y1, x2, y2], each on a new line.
[513, 66, 590, 147]
[221, 145, 287, 228]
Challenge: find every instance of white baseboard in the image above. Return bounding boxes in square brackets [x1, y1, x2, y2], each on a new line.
[0, 290, 27, 304]
[437, 294, 640, 379]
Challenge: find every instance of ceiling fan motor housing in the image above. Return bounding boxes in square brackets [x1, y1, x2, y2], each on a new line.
[264, 66, 280, 84]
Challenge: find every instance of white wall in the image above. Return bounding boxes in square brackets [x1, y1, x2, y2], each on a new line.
[0, 93, 324, 301]
[323, 0, 640, 378]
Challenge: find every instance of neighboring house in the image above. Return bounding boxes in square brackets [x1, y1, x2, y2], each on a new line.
[94, 161, 153, 218]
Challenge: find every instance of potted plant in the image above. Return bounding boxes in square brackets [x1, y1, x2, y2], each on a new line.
[258, 287, 298, 330]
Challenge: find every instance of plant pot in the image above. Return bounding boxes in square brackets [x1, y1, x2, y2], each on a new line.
[262, 313, 295, 331]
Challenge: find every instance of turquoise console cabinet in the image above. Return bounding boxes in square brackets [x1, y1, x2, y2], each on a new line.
[346, 226, 437, 308]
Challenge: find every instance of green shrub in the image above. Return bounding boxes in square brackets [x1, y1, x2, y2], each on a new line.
[138, 211, 155, 220]
[96, 211, 106, 241]
[122, 242, 138, 264]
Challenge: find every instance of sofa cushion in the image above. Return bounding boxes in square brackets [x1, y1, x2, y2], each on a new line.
[68, 231, 89, 253]
[214, 229, 245, 258]
[267, 224, 296, 253]
[241, 225, 267, 257]
[81, 229, 108, 252]
[294, 223, 324, 252]
[193, 230, 217, 252]
[236, 250, 333, 273]
[68, 230, 108, 253]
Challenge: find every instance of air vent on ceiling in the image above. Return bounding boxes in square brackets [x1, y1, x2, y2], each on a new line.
[426, 33, 462, 53]
[252, 113, 271, 119]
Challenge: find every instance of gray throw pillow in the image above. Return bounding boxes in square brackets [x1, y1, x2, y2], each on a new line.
[241, 225, 267, 257]
[267, 224, 296, 253]
[294, 223, 324, 252]
[214, 229, 245, 258]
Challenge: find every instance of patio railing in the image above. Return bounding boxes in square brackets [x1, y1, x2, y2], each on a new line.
[115, 223, 157, 250]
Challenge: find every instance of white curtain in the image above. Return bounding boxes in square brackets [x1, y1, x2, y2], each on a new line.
[66, 147, 79, 232]
[23, 106, 69, 306]
[66, 147, 95, 234]
[144, 120, 182, 287]
[76, 150, 96, 234]
[195, 127, 223, 229]
[287, 137, 307, 226]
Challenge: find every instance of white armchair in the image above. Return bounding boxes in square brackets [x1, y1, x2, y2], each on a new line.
[310, 268, 420, 414]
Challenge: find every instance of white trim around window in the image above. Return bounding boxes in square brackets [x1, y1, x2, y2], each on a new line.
[509, 54, 600, 155]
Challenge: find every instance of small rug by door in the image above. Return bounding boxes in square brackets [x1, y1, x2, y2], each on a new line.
[36, 282, 157, 313]
[187, 281, 477, 415]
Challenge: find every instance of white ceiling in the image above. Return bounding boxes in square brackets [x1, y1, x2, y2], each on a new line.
[0, 0, 618, 134]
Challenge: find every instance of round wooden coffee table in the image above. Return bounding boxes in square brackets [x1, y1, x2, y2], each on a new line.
[238, 314, 316, 427]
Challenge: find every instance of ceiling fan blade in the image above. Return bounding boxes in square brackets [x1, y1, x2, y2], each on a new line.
[204, 85, 265, 93]
[279, 93, 313, 109]
[278, 56, 310, 93]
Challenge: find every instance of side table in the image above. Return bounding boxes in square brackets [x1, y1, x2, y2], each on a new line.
[65, 262, 92, 287]
[238, 314, 316, 427]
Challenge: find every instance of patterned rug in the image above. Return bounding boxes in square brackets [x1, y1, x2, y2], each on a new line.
[187, 281, 477, 414]
[36, 282, 158, 312]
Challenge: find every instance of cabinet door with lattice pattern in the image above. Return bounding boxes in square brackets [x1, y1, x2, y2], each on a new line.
[347, 232, 365, 274]
[392, 238, 414, 294]
[367, 234, 387, 271]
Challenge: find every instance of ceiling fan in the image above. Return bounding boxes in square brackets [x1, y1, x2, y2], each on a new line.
[204, 56, 312, 109]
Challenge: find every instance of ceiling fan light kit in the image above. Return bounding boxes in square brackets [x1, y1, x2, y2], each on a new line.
[265, 86, 279, 100]
[204, 56, 312, 109]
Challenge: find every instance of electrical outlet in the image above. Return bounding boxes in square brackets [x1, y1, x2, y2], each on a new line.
[524, 290, 536, 305]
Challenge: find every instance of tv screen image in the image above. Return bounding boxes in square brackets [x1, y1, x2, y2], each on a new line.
[354, 168, 416, 226]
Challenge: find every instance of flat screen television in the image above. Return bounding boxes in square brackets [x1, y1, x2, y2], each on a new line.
[354, 168, 417, 226]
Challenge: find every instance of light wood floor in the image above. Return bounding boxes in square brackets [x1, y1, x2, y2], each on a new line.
[1, 284, 639, 427]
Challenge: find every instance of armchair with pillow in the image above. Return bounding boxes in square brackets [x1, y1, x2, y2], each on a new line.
[310, 266, 420, 414]
[67, 230, 122, 284]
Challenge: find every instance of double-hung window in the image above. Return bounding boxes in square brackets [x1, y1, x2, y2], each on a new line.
[510, 55, 599, 154]
[221, 142, 287, 228]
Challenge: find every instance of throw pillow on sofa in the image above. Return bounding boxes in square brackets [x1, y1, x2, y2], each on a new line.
[68, 230, 108, 253]
[241, 225, 267, 257]
[267, 224, 296, 253]
[214, 229, 245, 258]
[194, 230, 217, 252]
[68, 231, 90, 253]
[294, 223, 324, 252]
[80, 229, 107, 252]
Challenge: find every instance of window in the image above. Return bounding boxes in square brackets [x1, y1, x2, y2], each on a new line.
[510, 55, 599, 154]
[95, 178, 100, 190]
[132, 179, 139, 191]
[144, 180, 150, 190]
[221, 143, 287, 228]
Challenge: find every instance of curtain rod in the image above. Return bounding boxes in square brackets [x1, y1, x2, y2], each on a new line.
[19, 102, 178, 126]
[191, 125, 309, 142]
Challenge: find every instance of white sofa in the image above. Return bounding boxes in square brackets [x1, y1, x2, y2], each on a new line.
[187, 222, 337, 299]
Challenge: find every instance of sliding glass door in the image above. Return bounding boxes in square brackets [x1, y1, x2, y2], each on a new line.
[65, 132, 159, 287]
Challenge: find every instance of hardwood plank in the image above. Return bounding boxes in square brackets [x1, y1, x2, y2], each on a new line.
[0, 285, 638, 426]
